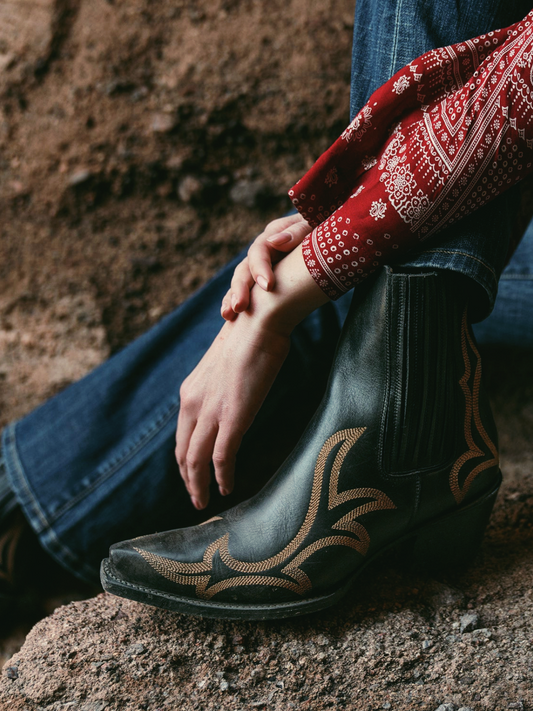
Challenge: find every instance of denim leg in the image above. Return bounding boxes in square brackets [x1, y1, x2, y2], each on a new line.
[350, 0, 532, 319]
[473, 218, 533, 347]
[2, 250, 347, 583]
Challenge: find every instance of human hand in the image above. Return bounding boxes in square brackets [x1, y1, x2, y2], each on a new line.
[221, 213, 312, 321]
[176, 243, 329, 511]
[175, 313, 290, 510]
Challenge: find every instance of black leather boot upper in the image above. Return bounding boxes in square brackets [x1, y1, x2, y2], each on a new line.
[106, 267, 500, 607]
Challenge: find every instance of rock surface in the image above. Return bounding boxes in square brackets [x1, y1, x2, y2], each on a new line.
[1, 350, 532, 711]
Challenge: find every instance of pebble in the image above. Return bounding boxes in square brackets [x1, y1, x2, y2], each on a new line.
[150, 112, 176, 133]
[80, 702, 108, 711]
[471, 628, 492, 641]
[5, 666, 18, 680]
[124, 643, 145, 657]
[68, 169, 92, 187]
[460, 612, 480, 633]
[178, 175, 203, 202]
[229, 179, 265, 208]
[435, 704, 455, 711]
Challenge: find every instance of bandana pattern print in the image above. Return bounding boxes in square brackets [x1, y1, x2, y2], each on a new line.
[289, 12, 533, 299]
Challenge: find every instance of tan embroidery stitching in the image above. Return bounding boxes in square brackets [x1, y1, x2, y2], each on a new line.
[199, 516, 223, 526]
[135, 428, 397, 599]
[450, 311, 499, 504]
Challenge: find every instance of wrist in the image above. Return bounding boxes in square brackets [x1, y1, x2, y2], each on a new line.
[248, 244, 330, 335]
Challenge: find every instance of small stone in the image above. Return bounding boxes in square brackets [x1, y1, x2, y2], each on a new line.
[421, 640, 433, 650]
[383, 704, 392, 709]
[68, 169, 92, 187]
[124, 643, 145, 657]
[5, 666, 19, 679]
[219, 680, 229, 691]
[460, 612, 480, 633]
[457, 707, 475, 711]
[435, 705, 455, 711]
[178, 175, 203, 202]
[427, 581, 465, 608]
[471, 628, 492, 641]
[80, 702, 108, 711]
[150, 112, 176, 133]
[229, 179, 265, 208]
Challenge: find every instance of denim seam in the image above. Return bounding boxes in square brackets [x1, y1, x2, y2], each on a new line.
[3, 423, 50, 533]
[46, 396, 181, 524]
[389, 0, 405, 78]
[40, 519, 96, 581]
[419, 248, 498, 280]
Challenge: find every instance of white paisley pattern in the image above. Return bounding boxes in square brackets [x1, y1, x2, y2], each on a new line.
[293, 11, 533, 299]
[341, 105, 373, 143]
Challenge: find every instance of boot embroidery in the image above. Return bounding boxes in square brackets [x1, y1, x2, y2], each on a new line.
[135, 428, 396, 599]
[450, 312, 499, 504]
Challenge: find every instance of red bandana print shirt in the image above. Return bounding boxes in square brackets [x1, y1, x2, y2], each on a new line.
[290, 11, 533, 299]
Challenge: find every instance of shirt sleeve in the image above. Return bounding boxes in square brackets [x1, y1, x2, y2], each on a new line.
[290, 11, 533, 299]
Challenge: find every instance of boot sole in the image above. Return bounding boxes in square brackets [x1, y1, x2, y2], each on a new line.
[100, 472, 502, 621]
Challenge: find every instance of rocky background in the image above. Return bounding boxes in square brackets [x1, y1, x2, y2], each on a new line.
[1, 1, 533, 710]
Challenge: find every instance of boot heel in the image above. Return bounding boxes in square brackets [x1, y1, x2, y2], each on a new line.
[409, 472, 502, 573]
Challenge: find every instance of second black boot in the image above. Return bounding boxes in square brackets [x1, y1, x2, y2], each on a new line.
[101, 266, 501, 620]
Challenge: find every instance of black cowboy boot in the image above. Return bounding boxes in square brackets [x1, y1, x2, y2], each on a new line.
[101, 267, 501, 620]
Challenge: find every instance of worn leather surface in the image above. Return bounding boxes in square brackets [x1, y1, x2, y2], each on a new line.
[107, 267, 500, 606]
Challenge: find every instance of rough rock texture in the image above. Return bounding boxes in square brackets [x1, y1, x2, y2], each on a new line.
[1, 351, 532, 711]
[1, 0, 533, 709]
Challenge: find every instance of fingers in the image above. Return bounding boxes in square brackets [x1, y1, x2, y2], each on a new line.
[249, 220, 312, 291]
[221, 290, 237, 321]
[176, 417, 240, 508]
[176, 381, 240, 509]
[212, 427, 242, 497]
[176, 394, 217, 510]
[183, 422, 218, 510]
[221, 259, 254, 321]
[266, 219, 312, 253]
[247, 240, 275, 292]
[221, 214, 312, 319]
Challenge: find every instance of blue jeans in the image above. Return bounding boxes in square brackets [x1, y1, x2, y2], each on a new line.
[2, 0, 533, 583]
[351, 0, 533, 319]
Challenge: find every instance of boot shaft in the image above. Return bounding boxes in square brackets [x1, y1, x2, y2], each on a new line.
[327, 267, 499, 502]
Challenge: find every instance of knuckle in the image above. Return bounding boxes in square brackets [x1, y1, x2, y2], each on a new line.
[212, 453, 231, 469]
[186, 454, 201, 471]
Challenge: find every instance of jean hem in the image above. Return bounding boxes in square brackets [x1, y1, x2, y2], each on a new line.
[1, 423, 97, 583]
[400, 247, 498, 319]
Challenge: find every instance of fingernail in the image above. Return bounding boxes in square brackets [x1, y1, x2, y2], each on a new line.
[219, 487, 230, 496]
[256, 275, 269, 290]
[267, 231, 292, 245]
[231, 294, 238, 310]
[192, 497, 203, 510]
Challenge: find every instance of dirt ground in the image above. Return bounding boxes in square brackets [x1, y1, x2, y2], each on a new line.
[1, 1, 533, 710]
